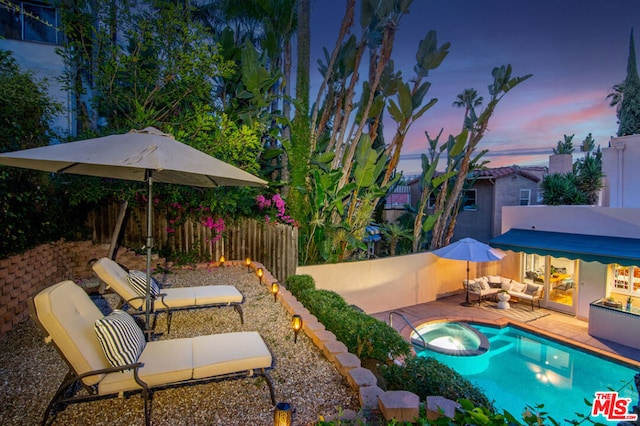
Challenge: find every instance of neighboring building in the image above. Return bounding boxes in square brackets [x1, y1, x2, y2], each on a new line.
[452, 166, 545, 243]
[396, 166, 546, 243]
[0, 2, 75, 136]
[490, 135, 640, 331]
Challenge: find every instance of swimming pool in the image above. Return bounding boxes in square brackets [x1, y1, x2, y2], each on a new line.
[414, 322, 639, 421]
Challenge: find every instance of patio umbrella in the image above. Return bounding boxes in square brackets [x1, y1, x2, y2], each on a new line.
[432, 237, 506, 307]
[0, 127, 267, 332]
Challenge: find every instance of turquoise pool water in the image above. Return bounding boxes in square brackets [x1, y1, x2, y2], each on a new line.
[415, 323, 639, 422]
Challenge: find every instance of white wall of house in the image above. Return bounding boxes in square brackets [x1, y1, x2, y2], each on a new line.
[0, 39, 74, 136]
[296, 252, 507, 314]
[501, 205, 640, 238]
[602, 134, 640, 208]
[577, 260, 608, 320]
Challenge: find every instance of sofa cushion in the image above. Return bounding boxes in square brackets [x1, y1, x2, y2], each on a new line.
[479, 280, 490, 290]
[488, 275, 501, 285]
[95, 310, 146, 369]
[525, 283, 542, 295]
[468, 282, 482, 293]
[501, 277, 512, 286]
[510, 281, 526, 293]
[127, 270, 161, 298]
[501, 281, 513, 291]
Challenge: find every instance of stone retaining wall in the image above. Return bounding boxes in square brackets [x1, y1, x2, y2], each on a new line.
[0, 241, 152, 335]
[251, 261, 459, 423]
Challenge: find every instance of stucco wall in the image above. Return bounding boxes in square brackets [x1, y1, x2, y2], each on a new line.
[603, 135, 640, 208]
[296, 251, 516, 314]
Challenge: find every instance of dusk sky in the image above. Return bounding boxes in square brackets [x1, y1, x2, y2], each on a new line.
[307, 0, 640, 176]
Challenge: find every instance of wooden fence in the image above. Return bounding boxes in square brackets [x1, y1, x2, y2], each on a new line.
[87, 203, 299, 283]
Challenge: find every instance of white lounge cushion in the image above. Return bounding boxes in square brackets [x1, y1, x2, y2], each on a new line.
[500, 277, 512, 286]
[95, 310, 146, 369]
[192, 332, 272, 379]
[161, 287, 197, 308]
[501, 281, 513, 291]
[98, 338, 194, 395]
[93, 258, 143, 309]
[193, 286, 243, 305]
[33, 281, 108, 386]
[93, 258, 243, 312]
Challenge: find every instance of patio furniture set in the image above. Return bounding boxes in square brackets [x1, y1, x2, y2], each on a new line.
[463, 275, 544, 311]
[28, 258, 276, 426]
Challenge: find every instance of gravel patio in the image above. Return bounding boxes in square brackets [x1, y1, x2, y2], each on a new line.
[0, 263, 360, 425]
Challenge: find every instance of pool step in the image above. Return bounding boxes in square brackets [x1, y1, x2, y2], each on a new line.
[487, 337, 514, 356]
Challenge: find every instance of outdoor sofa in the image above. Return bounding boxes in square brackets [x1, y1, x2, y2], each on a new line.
[92, 257, 244, 334]
[463, 275, 544, 310]
[29, 280, 275, 426]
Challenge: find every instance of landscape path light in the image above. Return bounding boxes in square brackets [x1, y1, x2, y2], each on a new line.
[245, 257, 252, 273]
[292, 314, 303, 343]
[271, 282, 279, 302]
[257, 267, 264, 284]
[274, 402, 292, 426]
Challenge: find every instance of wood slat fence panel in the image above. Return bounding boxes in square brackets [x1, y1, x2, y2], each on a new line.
[87, 204, 298, 283]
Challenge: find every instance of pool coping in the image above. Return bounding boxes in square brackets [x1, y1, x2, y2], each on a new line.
[399, 315, 640, 370]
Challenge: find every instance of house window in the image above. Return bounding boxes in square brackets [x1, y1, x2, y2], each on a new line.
[610, 264, 640, 296]
[536, 190, 544, 203]
[520, 189, 531, 206]
[462, 189, 477, 211]
[0, 2, 59, 44]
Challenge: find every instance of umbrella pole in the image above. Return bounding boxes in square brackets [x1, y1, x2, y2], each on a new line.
[145, 171, 154, 338]
[461, 260, 474, 307]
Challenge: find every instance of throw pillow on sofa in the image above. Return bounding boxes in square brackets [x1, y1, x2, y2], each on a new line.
[525, 283, 541, 295]
[501, 281, 513, 291]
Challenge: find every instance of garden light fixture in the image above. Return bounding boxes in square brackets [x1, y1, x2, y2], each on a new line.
[274, 402, 292, 426]
[292, 314, 302, 343]
[271, 282, 279, 302]
[257, 268, 264, 284]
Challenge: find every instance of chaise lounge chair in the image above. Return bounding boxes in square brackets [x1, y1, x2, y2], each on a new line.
[29, 280, 275, 426]
[92, 257, 244, 334]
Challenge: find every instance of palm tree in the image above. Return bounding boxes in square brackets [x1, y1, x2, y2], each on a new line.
[552, 134, 575, 154]
[381, 223, 413, 257]
[452, 88, 483, 118]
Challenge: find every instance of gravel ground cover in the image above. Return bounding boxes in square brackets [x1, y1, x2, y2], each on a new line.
[0, 264, 360, 425]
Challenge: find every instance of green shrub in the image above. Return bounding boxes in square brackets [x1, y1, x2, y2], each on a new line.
[381, 355, 495, 412]
[285, 274, 316, 295]
[285, 274, 411, 362]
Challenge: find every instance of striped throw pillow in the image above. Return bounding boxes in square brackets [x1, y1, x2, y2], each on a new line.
[127, 270, 160, 298]
[95, 310, 146, 368]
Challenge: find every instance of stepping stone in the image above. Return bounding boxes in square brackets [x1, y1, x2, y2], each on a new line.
[426, 396, 460, 420]
[359, 385, 384, 409]
[378, 390, 419, 423]
[334, 352, 361, 376]
[346, 367, 377, 390]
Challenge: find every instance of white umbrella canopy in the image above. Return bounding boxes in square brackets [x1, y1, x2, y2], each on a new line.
[432, 237, 506, 306]
[0, 127, 267, 187]
[0, 127, 267, 333]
